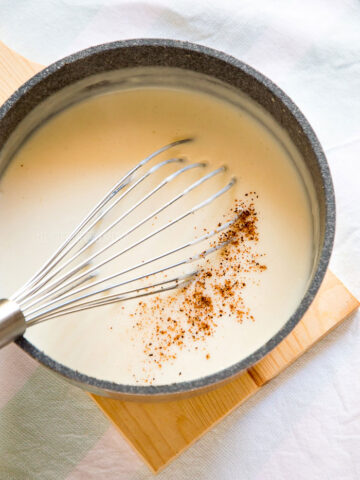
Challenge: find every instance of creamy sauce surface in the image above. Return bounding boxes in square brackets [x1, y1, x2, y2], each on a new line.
[0, 86, 314, 385]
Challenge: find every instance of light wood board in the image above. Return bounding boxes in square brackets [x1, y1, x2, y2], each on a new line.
[91, 270, 359, 472]
[0, 41, 359, 474]
[0, 41, 42, 103]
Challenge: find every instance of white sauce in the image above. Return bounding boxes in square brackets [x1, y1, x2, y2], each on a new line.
[0, 85, 314, 385]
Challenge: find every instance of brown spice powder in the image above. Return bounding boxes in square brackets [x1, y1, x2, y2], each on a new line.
[132, 194, 267, 382]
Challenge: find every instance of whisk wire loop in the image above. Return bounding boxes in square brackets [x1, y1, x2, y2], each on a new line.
[9, 139, 238, 327]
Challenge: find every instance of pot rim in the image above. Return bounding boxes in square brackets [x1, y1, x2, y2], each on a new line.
[0, 38, 335, 399]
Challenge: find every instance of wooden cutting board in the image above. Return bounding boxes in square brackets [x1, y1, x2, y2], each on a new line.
[90, 270, 358, 472]
[1, 41, 359, 474]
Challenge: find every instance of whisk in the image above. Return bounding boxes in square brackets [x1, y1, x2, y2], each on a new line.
[0, 138, 237, 349]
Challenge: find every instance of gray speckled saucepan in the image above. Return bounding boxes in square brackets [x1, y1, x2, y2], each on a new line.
[0, 39, 335, 400]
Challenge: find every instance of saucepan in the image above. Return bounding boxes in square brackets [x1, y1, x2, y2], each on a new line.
[0, 39, 335, 400]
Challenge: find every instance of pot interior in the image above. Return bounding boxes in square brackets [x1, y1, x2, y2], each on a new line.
[0, 43, 333, 399]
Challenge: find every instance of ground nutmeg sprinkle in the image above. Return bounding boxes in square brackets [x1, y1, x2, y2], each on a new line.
[131, 193, 267, 383]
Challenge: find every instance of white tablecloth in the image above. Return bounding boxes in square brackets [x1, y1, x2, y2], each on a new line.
[0, 1, 359, 478]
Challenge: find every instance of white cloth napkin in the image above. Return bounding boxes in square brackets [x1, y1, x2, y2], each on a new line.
[0, 1, 359, 478]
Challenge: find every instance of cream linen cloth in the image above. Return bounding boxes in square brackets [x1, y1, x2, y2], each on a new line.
[0, 1, 359, 478]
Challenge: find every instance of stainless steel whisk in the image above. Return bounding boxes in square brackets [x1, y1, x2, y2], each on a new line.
[0, 139, 236, 348]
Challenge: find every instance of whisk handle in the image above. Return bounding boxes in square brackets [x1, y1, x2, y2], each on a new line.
[0, 299, 26, 349]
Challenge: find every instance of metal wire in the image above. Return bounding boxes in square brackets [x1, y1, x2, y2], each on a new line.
[12, 138, 192, 302]
[11, 139, 238, 325]
[24, 218, 236, 323]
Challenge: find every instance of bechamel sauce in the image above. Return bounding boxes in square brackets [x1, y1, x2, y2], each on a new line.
[0, 84, 314, 385]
